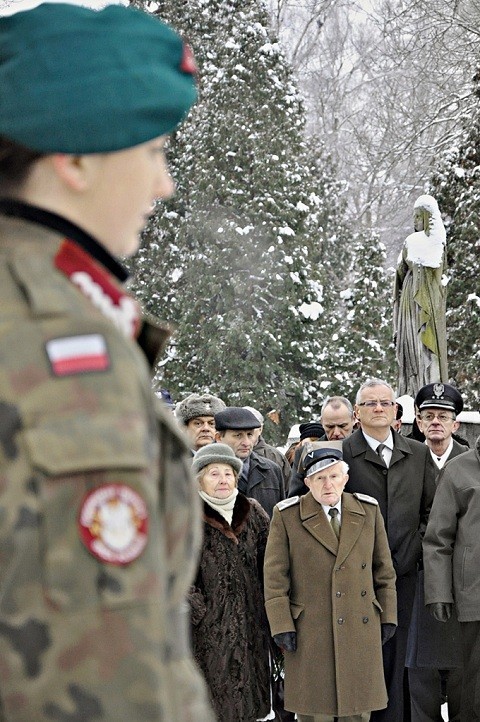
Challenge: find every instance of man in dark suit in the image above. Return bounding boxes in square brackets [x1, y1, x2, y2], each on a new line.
[406, 383, 467, 722]
[214, 407, 285, 518]
[343, 378, 436, 722]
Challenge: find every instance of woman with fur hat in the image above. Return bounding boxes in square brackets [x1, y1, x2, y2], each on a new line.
[190, 443, 273, 721]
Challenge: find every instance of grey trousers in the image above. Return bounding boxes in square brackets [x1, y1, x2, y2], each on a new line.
[297, 714, 370, 722]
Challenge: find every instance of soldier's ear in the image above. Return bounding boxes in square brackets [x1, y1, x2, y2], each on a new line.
[51, 153, 90, 192]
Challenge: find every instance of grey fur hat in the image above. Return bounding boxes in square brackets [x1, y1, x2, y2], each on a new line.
[191, 443, 242, 476]
[175, 393, 226, 425]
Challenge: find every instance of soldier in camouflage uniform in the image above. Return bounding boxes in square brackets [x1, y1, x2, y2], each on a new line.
[0, 4, 215, 721]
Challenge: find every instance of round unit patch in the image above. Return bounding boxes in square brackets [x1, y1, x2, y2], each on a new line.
[78, 484, 148, 565]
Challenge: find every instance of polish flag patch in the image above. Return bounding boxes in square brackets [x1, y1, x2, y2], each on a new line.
[46, 334, 110, 376]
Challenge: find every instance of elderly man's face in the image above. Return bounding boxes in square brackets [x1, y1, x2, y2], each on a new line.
[216, 429, 257, 459]
[321, 404, 355, 440]
[417, 408, 459, 444]
[186, 416, 216, 450]
[305, 461, 348, 507]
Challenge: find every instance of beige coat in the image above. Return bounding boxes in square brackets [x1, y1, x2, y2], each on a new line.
[264, 491, 397, 717]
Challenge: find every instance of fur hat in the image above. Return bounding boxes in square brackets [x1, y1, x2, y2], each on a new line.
[175, 393, 226, 425]
[191, 443, 242, 476]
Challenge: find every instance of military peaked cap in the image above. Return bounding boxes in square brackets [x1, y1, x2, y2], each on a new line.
[415, 383, 463, 415]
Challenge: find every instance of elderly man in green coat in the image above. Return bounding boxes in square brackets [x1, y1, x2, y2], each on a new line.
[264, 447, 397, 722]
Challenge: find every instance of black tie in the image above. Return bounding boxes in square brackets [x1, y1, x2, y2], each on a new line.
[328, 507, 340, 538]
[376, 443, 388, 466]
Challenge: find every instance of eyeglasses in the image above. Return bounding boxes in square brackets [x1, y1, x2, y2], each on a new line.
[419, 412, 455, 423]
[358, 400, 395, 408]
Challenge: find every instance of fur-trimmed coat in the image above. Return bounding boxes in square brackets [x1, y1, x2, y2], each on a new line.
[189, 493, 271, 722]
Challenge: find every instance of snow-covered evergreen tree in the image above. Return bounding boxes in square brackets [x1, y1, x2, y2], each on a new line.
[323, 234, 396, 396]
[429, 73, 480, 407]
[128, 0, 353, 440]
[299, 232, 396, 406]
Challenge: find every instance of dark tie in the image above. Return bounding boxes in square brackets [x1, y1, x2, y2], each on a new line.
[376, 443, 388, 466]
[328, 507, 340, 538]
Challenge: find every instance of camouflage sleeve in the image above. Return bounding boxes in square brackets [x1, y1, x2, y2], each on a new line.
[0, 308, 214, 720]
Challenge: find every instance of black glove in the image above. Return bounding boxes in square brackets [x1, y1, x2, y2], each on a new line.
[427, 602, 452, 623]
[273, 631, 297, 653]
[381, 623, 397, 645]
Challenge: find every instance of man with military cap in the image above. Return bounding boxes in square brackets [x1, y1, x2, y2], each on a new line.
[264, 446, 397, 721]
[0, 4, 213, 721]
[406, 382, 467, 722]
[415, 382, 466, 464]
[175, 392, 226, 453]
[215, 407, 285, 518]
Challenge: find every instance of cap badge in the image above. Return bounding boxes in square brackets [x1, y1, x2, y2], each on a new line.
[433, 383, 445, 399]
[79, 484, 148, 566]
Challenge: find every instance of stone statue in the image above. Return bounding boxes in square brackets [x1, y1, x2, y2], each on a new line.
[394, 194, 448, 397]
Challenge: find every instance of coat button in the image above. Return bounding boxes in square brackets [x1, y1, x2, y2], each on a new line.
[361, 590, 367, 596]
[338, 618, 344, 624]
[362, 563, 367, 569]
[363, 617, 369, 623]
[382, 469, 387, 475]
[336, 591, 342, 597]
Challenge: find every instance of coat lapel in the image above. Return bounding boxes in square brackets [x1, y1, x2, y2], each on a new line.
[336, 494, 366, 566]
[300, 493, 339, 555]
[389, 430, 413, 466]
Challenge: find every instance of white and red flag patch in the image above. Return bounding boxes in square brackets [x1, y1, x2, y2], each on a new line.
[46, 334, 110, 376]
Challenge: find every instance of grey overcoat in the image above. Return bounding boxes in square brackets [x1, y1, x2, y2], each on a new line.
[423, 436, 480, 622]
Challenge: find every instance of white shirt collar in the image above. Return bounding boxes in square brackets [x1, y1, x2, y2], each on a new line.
[427, 438, 454, 468]
[362, 429, 393, 452]
[322, 499, 342, 520]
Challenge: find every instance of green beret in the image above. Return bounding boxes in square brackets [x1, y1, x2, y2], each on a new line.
[0, 3, 197, 153]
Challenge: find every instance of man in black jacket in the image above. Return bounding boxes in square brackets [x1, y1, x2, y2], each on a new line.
[214, 407, 285, 518]
[344, 378, 436, 722]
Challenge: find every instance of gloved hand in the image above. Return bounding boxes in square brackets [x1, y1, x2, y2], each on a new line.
[381, 623, 397, 645]
[273, 631, 297, 653]
[427, 602, 452, 623]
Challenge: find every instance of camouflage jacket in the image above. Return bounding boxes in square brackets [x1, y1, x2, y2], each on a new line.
[0, 207, 215, 721]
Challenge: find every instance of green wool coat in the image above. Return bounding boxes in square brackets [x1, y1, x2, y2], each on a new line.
[264, 491, 397, 717]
